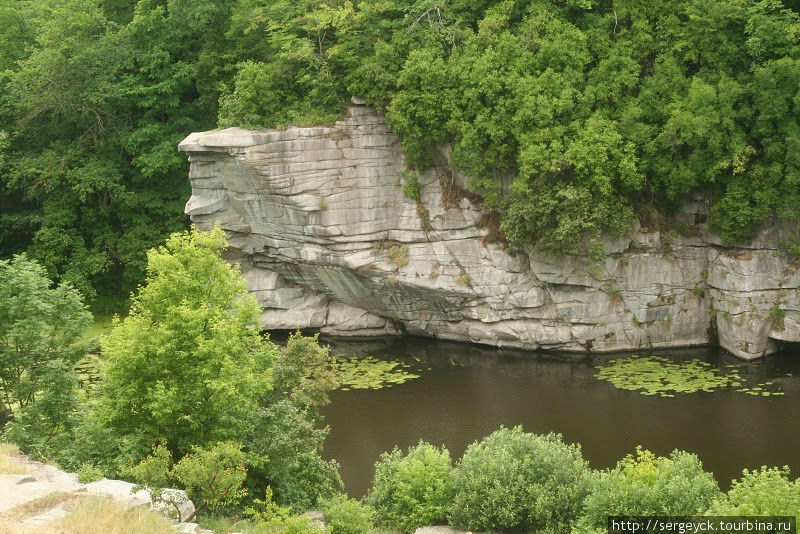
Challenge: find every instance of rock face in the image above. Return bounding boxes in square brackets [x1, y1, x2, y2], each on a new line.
[179, 105, 800, 360]
[0, 450, 197, 532]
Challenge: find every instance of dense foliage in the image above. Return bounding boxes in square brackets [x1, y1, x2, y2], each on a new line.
[322, 494, 376, 534]
[366, 442, 454, 533]
[0, 254, 91, 456]
[3, 1, 800, 307]
[92, 227, 267, 461]
[706, 466, 800, 517]
[577, 447, 721, 532]
[0, 228, 341, 514]
[449, 426, 592, 532]
[218, 0, 800, 254]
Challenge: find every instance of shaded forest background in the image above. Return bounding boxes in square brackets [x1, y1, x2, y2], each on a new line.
[2, 0, 800, 310]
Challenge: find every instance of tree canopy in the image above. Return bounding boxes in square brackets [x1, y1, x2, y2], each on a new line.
[2, 0, 800, 303]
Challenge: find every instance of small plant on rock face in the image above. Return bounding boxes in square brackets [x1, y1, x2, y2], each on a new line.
[386, 245, 409, 268]
[791, 244, 800, 262]
[417, 204, 432, 231]
[769, 306, 785, 331]
[608, 288, 623, 305]
[402, 170, 421, 200]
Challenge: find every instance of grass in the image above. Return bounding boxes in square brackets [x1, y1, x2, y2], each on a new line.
[4, 492, 75, 519]
[55, 496, 176, 534]
[81, 314, 116, 344]
[0, 442, 28, 475]
[198, 513, 267, 534]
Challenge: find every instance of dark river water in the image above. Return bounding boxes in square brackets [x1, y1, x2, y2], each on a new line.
[318, 336, 800, 498]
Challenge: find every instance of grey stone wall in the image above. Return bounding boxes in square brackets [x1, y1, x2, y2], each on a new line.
[179, 105, 800, 360]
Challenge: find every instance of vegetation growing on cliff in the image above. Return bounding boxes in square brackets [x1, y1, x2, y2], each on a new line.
[218, 0, 800, 255]
[2, 0, 800, 304]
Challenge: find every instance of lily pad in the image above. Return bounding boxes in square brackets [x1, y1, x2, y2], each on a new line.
[594, 356, 785, 398]
[335, 355, 422, 390]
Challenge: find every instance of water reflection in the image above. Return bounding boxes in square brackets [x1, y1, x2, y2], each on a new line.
[318, 336, 800, 497]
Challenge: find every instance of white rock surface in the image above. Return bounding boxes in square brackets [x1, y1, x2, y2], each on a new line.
[179, 106, 800, 360]
[0, 451, 197, 532]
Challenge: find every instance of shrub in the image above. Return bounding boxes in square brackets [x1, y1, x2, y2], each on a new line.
[367, 442, 454, 533]
[577, 447, 721, 533]
[244, 486, 322, 534]
[322, 494, 375, 534]
[129, 440, 249, 522]
[706, 466, 800, 517]
[76, 463, 104, 483]
[449, 427, 592, 533]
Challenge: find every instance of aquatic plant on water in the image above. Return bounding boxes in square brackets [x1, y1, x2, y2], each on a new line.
[335, 356, 422, 391]
[594, 356, 785, 397]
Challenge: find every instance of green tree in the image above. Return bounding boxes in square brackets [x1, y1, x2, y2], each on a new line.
[92, 226, 268, 460]
[0, 254, 91, 455]
[84, 226, 340, 510]
[245, 333, 343, 511]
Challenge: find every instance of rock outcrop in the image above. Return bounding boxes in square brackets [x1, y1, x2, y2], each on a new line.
[0, 448, 200, 533]
[179, 104, 800, 360]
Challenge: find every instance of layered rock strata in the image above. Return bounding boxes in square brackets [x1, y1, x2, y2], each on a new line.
[179, 105, 800, 360]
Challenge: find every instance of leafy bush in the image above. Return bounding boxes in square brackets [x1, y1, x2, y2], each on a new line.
[577, 447, 721, 532]
[367, 442, 454, 533]
[706, 466, 800, 517]
[244, 333, 343, 511]
[170, 442, 249, 517]
[76, 463, 104, 483]
[449, 427, 591, 533]
[322, 494, 375, 534]
[244, 486, 322, 534]
[128, 441, 248, 522]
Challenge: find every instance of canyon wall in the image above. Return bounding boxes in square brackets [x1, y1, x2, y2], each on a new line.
[179, 104, 800, 360]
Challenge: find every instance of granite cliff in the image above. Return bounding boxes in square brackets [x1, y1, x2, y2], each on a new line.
[179, 104, 800, 360]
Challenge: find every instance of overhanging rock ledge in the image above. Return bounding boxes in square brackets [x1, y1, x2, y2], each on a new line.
[179, 105, 800, 360]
